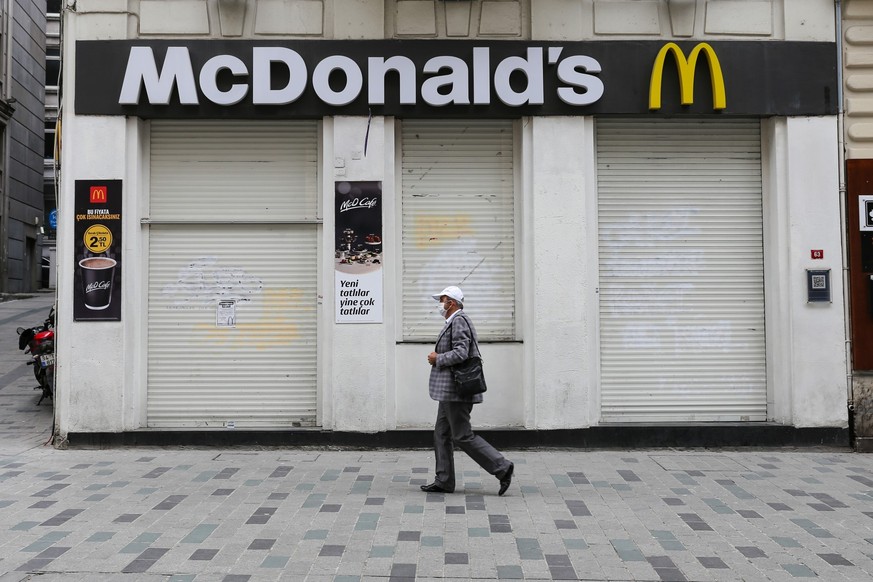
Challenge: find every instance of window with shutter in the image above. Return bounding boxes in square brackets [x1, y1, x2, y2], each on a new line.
[147, 120, 320, 428]
[597, 118, 766, 422]
[400, 120, 517, 341]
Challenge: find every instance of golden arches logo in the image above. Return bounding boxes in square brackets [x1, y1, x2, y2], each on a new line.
[90, 186, 107, 203]
[649, 42, 726, 111]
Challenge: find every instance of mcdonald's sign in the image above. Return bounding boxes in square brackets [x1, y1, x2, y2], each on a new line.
[90, 186, 108, 204]
[649, 42, 726, 111]
[76, 39, 835, 118]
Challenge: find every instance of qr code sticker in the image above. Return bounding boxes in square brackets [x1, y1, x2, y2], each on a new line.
[811, 275, 826, 290]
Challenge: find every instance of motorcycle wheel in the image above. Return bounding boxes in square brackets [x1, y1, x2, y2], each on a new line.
[35, 365, 51, 405]
[33, 364, 43, 384]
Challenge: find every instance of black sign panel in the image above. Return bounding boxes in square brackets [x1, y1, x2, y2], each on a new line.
[74, 180, 122, 321]
[75, 39, 837, 119]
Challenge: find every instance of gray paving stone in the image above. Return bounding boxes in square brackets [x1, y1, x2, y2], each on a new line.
[0, 319, 871, 581]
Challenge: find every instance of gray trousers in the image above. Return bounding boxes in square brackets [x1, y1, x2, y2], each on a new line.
[433, 401, 511, 491]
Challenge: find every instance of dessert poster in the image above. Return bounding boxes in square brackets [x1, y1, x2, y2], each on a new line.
[74, 180, 122, 321]
[335, 181, 382, 323]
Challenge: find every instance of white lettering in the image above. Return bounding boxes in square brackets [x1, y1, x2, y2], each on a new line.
[494, 47, 544, 106]
[339, 197, 378, 212]
[368, 56, 417, 105]
[473, 47, 491, 105]
[115, 45, 606, 110]
[421, 56, 469, 106]
[199, 54, 249, 105]
[85, 281, 111, 294]
[548, 46, 563, 65]
[557, 55, 604, 106]
[313, 55, 363, 106]
[252, 47, 307, 105]
[119, 46, 198, 105]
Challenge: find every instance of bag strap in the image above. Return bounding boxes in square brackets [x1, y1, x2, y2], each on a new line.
[448, 313, 481, 360]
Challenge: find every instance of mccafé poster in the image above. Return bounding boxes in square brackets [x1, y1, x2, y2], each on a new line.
[335, 181, 382, 323]
[74, 180, 122, 321]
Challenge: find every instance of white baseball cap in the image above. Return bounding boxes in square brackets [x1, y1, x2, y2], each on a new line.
[432, 286, 464, 303]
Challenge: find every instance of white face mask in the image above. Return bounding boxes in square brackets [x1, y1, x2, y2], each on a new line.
[438, 302, 449, 317]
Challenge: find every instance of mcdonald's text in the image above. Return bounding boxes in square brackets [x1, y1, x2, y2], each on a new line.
[118, 46, 605, 108]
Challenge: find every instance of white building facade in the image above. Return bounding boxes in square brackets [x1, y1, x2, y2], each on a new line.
[56, 0, 848, 442]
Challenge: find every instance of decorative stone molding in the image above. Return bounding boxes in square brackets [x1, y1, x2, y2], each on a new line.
[334, 0, 385, 39]
[445, 1, 472, 37]
[139, 0, 211, 35]
[704, 1, 772, 36]
[594, 1, 661, 35]
[846, 0, 873, 20]
[396, 1, 437, 36]
[845, 0, 873, 158]
[667, 0, 696, 37]
[218, 0, 247, 37]
[75, 0, 129, 12]
[847, 25, 873, 46]
[392, 0, 525, 39]
[847, 75, 873, 93]
[479, 1, 521, 36]
[255, 0, 324, 35]
[530, 0, 583, 41]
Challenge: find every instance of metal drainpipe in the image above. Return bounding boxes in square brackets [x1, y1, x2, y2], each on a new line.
[835, 0, 855, 443]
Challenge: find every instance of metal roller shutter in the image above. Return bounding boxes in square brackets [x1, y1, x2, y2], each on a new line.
[597, 119, 766, 423]
[147, 121, 319, 428]
[400, 120, 516, 341]
[149, 120, 318, 221]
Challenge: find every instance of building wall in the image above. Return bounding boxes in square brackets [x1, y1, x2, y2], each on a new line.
[764, 117, 846, 427]
[3, 0, 45, 292]
[57, 0, 846, 435]
[43, 2, 61, 288]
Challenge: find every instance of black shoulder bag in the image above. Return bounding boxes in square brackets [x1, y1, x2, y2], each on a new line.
[448, 315, 487, 396]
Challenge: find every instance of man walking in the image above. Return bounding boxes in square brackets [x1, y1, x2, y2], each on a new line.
[422, 286, 514, 495]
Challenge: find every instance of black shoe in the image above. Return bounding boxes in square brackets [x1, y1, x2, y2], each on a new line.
[498, 462, 514, 496]
[420, 482, 453, 493]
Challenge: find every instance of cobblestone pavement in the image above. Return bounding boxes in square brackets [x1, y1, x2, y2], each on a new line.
[3, 296, 873, 581]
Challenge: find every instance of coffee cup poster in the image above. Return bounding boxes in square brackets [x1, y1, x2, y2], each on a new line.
[74, 180, 122, 321]
[335, 181, 382, 323]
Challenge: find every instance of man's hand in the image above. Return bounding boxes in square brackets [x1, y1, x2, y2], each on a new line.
[427, 351, 438, 366]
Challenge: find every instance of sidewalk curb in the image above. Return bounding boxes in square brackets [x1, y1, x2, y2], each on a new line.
[66, 425, 851, 449]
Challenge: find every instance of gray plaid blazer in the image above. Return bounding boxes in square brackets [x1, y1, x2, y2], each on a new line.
[428, 311, 484, 404]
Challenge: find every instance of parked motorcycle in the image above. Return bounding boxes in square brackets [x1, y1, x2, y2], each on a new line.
[16, 307, 55, 405]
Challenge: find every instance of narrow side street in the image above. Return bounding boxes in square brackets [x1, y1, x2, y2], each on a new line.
[0, 293, 56, 455]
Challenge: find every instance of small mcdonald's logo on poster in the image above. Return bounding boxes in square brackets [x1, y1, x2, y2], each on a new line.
[90, 186, 108, 204]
